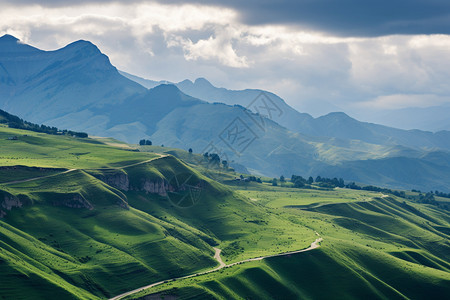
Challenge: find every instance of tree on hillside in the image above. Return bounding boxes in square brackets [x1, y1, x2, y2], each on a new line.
[272, 178, 278, 186]
[307, 176, 314, 184]
[139, 139, 152, 145]
[291, 175, 306, 188]
[222, 160, 228, 169]
[209, 153, 220, 166]
[188, 148, 193, 154]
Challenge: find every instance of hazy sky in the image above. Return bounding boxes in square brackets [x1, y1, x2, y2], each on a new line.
[1, 0, 450, 117]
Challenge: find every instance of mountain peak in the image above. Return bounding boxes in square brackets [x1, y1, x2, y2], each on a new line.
[179, 79, 193, 85]
[0, 34, 19, 42]
[62, 39, 100, 53]
[151, 83, 181, 93]
[194, 77, 213, 87]
[322, 112, 353, 120]
[0, 34, 40, 54]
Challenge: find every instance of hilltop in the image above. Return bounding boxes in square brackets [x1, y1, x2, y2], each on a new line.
[0, 122, 449, 299]
[1, 35, 450, 192]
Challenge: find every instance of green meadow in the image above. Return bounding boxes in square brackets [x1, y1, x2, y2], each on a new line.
[128, 195, 450, 300]
[0, 126, 158, 170]
[0, 126, 449, 299]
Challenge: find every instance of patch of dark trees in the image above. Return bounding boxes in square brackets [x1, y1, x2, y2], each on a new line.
[287, 173, 449, 211]
[1, 109, 87, 138]
[139, 139, 152, 145]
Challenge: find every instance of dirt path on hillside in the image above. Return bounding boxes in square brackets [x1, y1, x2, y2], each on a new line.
[2, 155, 168, 185]
[120, 155, 168, 169]
[2, 169, 77, 185]
[213, 247, 226, 269]
[109, 236, 323, 300]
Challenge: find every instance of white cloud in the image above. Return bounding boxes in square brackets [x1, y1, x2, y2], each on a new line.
[1, 2, 450, 119]
[167, 25, 249, 68]
[358, 94, 449, 110]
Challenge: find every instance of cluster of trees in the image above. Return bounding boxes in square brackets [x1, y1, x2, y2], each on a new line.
[412, 189, 450, 199]
[61, 130, 88, 138]
[139, 139, 152, 145]
[346, 183, 449, 210]
[285, 175, 344, 188]
[1, 109, 88, 138]
[413, 192, 449, 210]
[247, 176, 262, 183]
[315, 176, 345, 188]
[240, 175, 262, 183]
[415, 192, 436, 203]
[203, 152, 228, 169]
[346, 182, 406, 198]
[275, 171, 450, 211]
[289, 175, 313, 187]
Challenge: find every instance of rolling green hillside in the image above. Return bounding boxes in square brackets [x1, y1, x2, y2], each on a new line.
[2, 35, 450, 192]
[0, 125, 449, 300]
[0, 126, 316, 299]
[127, 188, 450, 300]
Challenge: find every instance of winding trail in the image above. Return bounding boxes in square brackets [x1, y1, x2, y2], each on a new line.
[2, 154, 323, 300]
[109, 237, 323, 300]
[1, 155, 167, 186]
[2, 169, 77, 185]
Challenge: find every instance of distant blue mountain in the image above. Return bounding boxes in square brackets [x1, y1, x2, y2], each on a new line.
[122, 72, 450, 151]
[1, 34, 450, 191]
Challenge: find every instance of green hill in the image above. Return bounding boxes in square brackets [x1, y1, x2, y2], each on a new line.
[2, 35, 450, 192]
[0, 125, 449, 300]
[0, 126, 316, 299]
[127, 191, 450, 300]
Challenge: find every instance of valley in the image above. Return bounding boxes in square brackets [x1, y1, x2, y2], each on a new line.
[1, 24, 450, 300]
[0, 124, 448, 299]
[2, 35, 450, 192]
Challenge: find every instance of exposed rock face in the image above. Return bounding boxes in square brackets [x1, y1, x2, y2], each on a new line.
[52, 194, 94, 210]
[0, 194, 23, 218]
[94, 171, 174, 197]
[140, 179, 173, 196]
[97, 173, 130, 191]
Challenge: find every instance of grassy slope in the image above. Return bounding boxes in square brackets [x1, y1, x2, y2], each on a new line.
[0, 127, 315, 299]
[129, 189, 450, 300]
[1, 126, 449, 299]
[1, 170, 218, 299]
[128, 241, 450, 300]
[0, 126, 158, 169]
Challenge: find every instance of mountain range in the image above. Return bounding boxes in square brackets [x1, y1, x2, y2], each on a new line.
[1, 34, 450, 191]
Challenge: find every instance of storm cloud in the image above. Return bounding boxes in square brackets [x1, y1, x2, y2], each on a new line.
[1, 0, 450, 125]
[3, 0, 450, 36]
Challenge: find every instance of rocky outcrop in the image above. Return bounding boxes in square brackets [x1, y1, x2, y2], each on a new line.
[0, 194, 24, 218]
[51, 194, 94, 210]
[96, 173, 130, 191]
[93, 170, 175, 197]
[140, 179, 173, 196]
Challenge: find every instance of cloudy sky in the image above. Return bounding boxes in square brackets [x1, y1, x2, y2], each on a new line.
[1, 0, 450, 121]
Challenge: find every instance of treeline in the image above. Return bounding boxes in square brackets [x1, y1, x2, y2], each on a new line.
[139, 139, 152, 145]
[286, 175, 345, 188]
[345, 182, 406, 198]
[1, 109, 87, 138]
[412, 189, 450, 199]
[286, 173, 449, 211]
